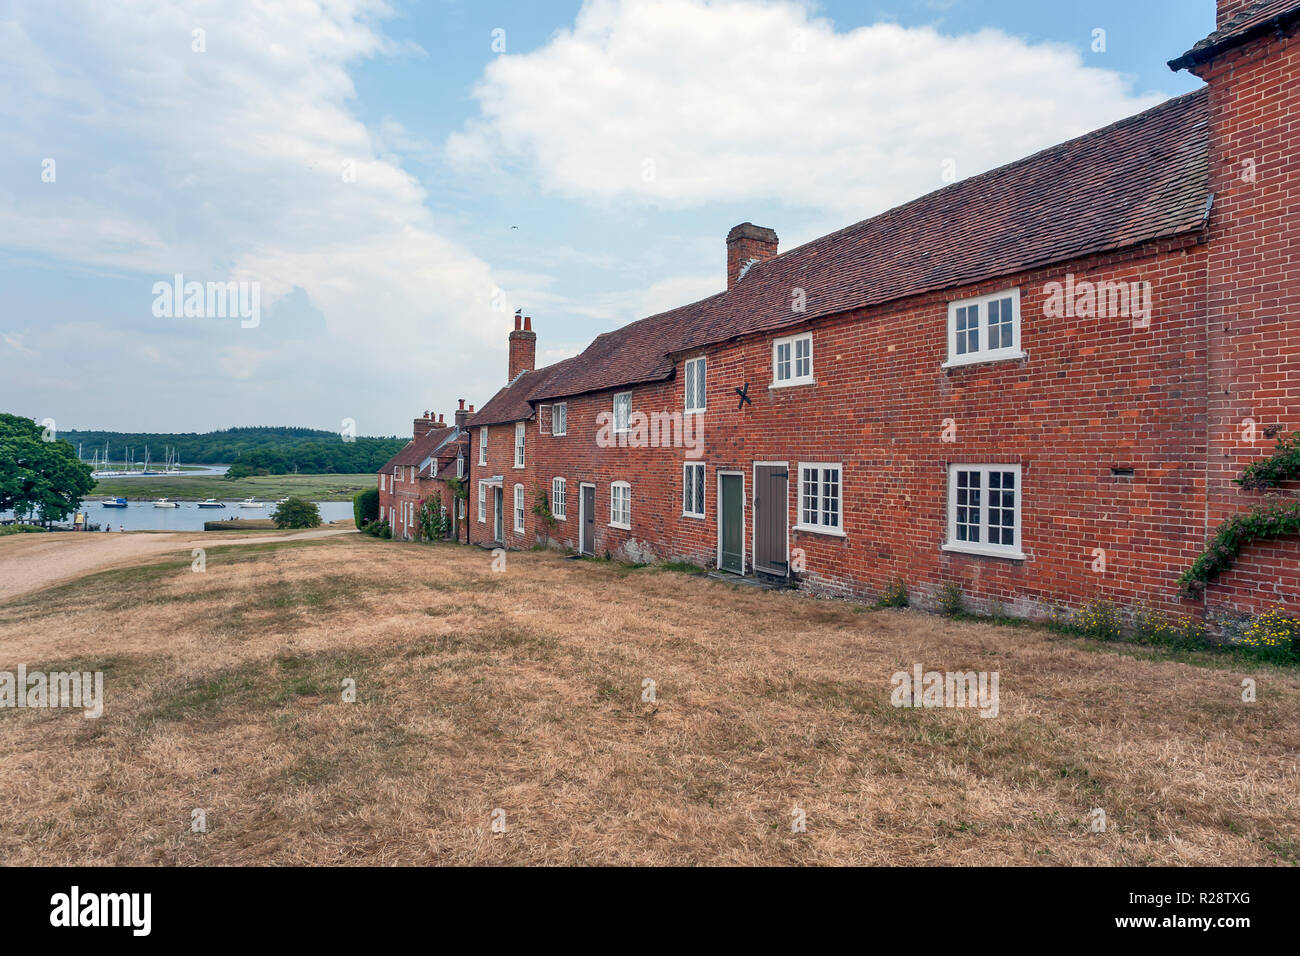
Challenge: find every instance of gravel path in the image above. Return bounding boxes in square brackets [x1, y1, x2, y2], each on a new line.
[0, 529, 353, 602]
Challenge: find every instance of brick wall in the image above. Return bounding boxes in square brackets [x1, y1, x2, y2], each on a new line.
[1195, 26, 1300, 620]
[470, 235, 1212, 619]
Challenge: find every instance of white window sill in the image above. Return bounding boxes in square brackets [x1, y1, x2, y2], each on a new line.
[941, 350, 1027, 370]
[608, 521, 631, 531]
[684, 408, 705, 416]
[793, 523, 845, 537]
[512, 464, 525, 470]
[554, 515, 566, 522]
[770, 378, 815, 390]
[682, 511, 706, 520]
[552, 432, 566, 438]
[941, 542, 1026, 560]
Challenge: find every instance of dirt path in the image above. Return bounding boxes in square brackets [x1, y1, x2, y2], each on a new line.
[0, 529, 353, 602]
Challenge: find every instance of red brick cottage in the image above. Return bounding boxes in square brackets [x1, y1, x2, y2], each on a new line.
[445, 0, 1300, 626]
[378, 405, 471, 541]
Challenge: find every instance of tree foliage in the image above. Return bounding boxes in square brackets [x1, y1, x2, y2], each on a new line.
[63, 426, 404, 473]
[271, 496, 322, 529]
[0, 413, 96, 524]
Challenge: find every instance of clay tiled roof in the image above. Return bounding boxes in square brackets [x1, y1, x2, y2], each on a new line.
[467, 355, 583, 427]
[1169, 0, 1300, 70]
[378, 424, 452, 472]
[468, 89, 1210, 418]
[525, 89, 1209, 402]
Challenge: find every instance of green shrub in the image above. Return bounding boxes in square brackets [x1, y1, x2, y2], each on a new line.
[1064, 599, 1123, 641]
[353, 487, 379, 528]
[271, 497, 321, 529]
[935, 582, 964, 616]
[417, 496, 449, 541]
[876, 580, 909, 608]
[1238, 607, 1300, 661]
[1131, 606, 1210, 649]
[0, 524, 47, 536]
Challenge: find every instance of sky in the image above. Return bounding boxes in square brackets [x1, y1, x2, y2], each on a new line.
[0, 0, 1215, 437]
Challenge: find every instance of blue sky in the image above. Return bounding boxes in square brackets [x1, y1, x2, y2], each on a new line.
[0, 0, 1214, 436]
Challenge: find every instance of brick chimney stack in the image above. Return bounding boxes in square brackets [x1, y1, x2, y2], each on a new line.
[508, 314, 536, 382]
[455, 398, 469, 429]
[413, 410, 436, 439]
[1216, 0, 1253, 26]
[726, 223, 778, 289]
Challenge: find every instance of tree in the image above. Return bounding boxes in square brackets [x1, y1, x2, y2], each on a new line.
[271, 496, 321, 529]
[0, 414, 96, 525]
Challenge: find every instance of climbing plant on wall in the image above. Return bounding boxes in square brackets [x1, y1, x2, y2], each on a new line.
[1179, 430, 1300, 598]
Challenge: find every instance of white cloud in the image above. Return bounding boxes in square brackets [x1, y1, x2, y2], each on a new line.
[0, 0, 519, 429]
[448, 0, 1167, 217]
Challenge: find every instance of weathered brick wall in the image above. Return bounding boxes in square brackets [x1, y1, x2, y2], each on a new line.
[468, 419, 539, 551]
[692, 240, 1207, 616]
[474, 236, 1210, 619]
[1197, 27, 1300, 620]
[452, 20, 1299, 624]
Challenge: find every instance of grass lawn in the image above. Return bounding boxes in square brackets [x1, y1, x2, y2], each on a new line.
[90, 472, 375, 501]
[1, 536, 1296, 865]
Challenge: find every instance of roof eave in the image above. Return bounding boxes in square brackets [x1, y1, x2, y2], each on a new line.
[1168, 8, 1300, 71]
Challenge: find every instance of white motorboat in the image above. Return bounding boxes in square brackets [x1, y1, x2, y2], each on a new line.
[153, 498, 179, 509]
[196, 499, 226, 509]
[239, 498, 264, 509]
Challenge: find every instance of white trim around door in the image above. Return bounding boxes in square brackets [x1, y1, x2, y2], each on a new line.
[716, 469, 744, 573]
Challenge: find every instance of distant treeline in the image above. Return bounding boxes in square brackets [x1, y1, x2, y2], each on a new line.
[224, 440, 404, 477]
[64, 426, 404, 475]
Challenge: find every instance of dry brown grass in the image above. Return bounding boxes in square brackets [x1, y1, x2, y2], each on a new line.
[1, 536, 1297, 866]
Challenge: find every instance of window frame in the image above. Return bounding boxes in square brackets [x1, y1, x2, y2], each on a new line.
[943, 287, 1024, 369]
[513, 483, 525, 533]
[682, 462, 706, 518]
[794, 462, 844, 536]
[552, 477, 567, 520]
[942, 463, 1025, 559]
[612, 392, 632, 434]
[477, 482, 486, 522]
[772, 332, 814, 388]
[683, 356, 707, 414]
[478, 426, 488, 465]
[552, 402, 567, 436]
[513, 421, 525, 469]
[609, 480, 631, 530]
[456, 453, 464, 479]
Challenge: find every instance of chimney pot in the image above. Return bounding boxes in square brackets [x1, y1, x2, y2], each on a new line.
[507, 313, 537, 381]
[458, 398, 466, 410]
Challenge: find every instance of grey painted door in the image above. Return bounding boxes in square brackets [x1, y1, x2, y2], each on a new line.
[581, 485, 596, 555]
[753, 465, 788, 577]
[493, 487, 503, 541]
[719, 474, 744, 573]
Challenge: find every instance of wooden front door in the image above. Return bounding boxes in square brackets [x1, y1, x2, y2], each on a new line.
[581, 484, 596, 555]
[719, 473, 744, 574]
[493, 487, 503, 541]
[753, 464, 788, 577]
